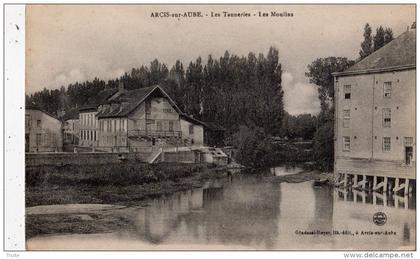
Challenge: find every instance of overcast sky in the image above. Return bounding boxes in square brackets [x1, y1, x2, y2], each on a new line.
[26, 5, 415, 115]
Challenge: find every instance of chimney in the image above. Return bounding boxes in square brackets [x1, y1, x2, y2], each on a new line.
[118, 81, 125, 94]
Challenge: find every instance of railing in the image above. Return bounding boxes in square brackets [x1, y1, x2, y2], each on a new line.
[128, 130, 182, 139]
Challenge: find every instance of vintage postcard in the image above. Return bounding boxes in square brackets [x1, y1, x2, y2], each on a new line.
[19, 4, 416, 251]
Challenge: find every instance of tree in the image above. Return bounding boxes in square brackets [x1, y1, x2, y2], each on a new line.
[359, 23, 373, 59]
[384, 27, 394, 44]
[305, 57, 355, 107]
[306, 57, 354, 171]
[373, 26, 386, 51]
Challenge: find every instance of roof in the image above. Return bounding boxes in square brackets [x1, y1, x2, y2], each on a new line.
[25, 106, 61, 121]
[61, 108, 79, 121]
[96, 85, 182, 118]
[79, 88, 119, 112]
[334, 30, 415, 76]
[179, 113, 207, 127]
[202, 121, 225, 131]
[88, 88, 119, 106]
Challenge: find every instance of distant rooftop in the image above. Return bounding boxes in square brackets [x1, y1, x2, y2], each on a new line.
[79, 87, 119, 112]
[334, 29, 415, 76]
[96, 85, 182, 119]
[26, 105, 60, 121]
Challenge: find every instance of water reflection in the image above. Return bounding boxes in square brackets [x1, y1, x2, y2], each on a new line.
[270, 165, 303, 176]
[132, 176, 281, 248]
[127, 175, 414, 250]
[27, 169, 416, 250]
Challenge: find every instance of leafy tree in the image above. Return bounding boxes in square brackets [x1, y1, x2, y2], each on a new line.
[373, 26, 386, 51]
[360, 24, 394, 59]
[384, 27, 394, 44]
[305, 57, 355, 107]
[283, 112, 317, 140]
[27, 47, 286, 161]
[305, 57, 354, 171]
[359, 23, 373, 59]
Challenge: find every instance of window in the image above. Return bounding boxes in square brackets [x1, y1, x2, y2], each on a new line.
[343, 136, 350, 151]
[383, 108, 391, 127]
[156, 121, 162, 131]
[169, 121, 174, 132]
[404, 137, 413, 146]
[36, 133, 42, 146]
[145, 101, 151, 115]
[25, 115, 31, 129]
[383, 137, 391, 152]
[189, 124, 194, 135]
[384, 82, 392, 98]
[163, 108, 172, 113]
[344, 85, 351, 99]
[343, 109, 350, 128]
[37, 120, 41, 128]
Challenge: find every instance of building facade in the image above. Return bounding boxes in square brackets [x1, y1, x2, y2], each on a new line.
[78, 87, 119, 148]
[93, 85, 206, 152]
[78, 107, 100, 147]
[333, 29, 415, 192]
[62, 109, 80, 145]
[180, 114, 205, 146]
[63, 118, 79, 145]
[25, 107, 63, 152]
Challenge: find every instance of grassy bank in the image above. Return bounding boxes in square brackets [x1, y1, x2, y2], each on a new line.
[26, 162, 224, 207]
[26, 162, 227, 239]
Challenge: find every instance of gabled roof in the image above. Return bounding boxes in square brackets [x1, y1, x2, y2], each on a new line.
[88, 87, 119, 106]
[334, 29, 415, 76]
[96, 85, 182, 118]
[79, 88, 119, 112]
[25, 106, 61, 121]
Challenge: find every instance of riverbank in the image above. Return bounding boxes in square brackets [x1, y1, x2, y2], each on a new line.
[25, 164, 331, 240]
[26, 162, 228, 206]
[26, 162, 228, 239]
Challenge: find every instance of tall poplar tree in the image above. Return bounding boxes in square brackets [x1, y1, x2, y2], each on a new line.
[359, 23, 373, 59]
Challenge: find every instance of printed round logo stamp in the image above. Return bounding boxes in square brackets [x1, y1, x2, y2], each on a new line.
[373, 212, 387, 226]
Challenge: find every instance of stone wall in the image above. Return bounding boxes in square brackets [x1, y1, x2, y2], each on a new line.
[26, 152, 150, 167]
[162, 151, 197, 163]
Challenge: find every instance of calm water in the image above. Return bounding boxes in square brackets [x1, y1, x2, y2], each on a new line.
[27, 168, 415, 250]
[270, 165, 303, 176]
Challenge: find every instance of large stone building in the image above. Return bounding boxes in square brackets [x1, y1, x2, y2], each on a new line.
[333, 29, 415, 193]
[25, 107, 63, 152]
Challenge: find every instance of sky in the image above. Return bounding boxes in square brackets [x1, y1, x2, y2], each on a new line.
[26, 5, 415, 115]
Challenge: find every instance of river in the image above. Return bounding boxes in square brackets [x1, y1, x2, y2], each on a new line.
[27, 167, 415, 250]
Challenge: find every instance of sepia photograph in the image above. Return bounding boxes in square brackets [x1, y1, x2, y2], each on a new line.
[12, 3, 417, 251]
